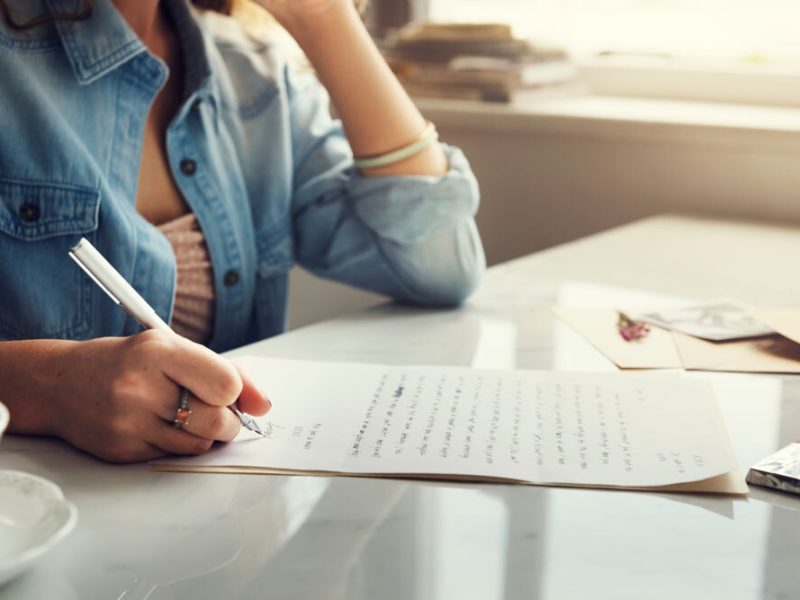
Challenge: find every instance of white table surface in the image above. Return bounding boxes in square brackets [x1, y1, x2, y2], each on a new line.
[3, 214, 800, 600]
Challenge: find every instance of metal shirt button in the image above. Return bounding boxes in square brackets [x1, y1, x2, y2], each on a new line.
[224, 269, 240, 287]
[19, 202, 40, 223]
[179, 158, 197, 176]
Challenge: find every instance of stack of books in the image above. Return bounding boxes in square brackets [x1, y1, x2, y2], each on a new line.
[382, 23, 577, 103]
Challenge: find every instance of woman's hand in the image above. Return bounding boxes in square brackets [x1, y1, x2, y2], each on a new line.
[36, 330, 270, 463]
[251, 0, 354, 35]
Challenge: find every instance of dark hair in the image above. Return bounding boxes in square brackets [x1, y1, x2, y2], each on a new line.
[0, 0, 233, 30]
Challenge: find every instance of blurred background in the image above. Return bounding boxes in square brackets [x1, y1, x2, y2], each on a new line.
[289, 0, 800, 327]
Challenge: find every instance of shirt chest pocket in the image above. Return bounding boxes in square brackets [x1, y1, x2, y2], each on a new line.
[0, 179, 100, 340]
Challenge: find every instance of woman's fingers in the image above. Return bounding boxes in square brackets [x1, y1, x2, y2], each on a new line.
[133, 330, 243, 407]
[234, 365, 272, 416]
[148, 422, 217, 457]
[156, 390, 241, 442]
[90, 437, 166, 464]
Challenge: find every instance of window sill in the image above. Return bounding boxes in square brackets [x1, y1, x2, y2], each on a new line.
[416, 92, 800, 153]
[578, 59, 800, 107]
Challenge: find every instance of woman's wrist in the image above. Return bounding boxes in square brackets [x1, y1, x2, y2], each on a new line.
[1, 339, 77, 437]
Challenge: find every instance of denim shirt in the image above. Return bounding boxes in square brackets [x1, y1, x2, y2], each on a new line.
[0, 0, 485, 352]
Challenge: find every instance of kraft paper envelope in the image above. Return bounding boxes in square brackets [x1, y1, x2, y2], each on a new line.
[752, 309, 800, 346]
[553, 307, 800, 374]
[552, 307, 682, 369]
[671, 332, 800, 373]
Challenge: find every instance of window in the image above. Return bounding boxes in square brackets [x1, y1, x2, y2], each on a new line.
[422, 0, 800, 67]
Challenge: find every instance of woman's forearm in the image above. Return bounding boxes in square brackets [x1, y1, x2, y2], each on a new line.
[284, 2, 449, 177]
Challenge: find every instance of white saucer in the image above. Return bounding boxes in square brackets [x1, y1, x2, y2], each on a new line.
[0, 470, 78, 586]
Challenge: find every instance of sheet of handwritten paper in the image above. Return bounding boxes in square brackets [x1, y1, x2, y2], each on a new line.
[154, 358, 746, 494]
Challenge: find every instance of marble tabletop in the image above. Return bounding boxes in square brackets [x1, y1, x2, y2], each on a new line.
[2, 214, 800, 599]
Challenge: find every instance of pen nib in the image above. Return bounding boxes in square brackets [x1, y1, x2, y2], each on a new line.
[233, 407, 270, 438]
[248, 420, 269, 438]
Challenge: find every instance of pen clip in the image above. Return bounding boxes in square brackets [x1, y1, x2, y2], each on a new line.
[69, 249, 123, 307]
[69, 248, 142, 324]
[69, 238, 170, 332]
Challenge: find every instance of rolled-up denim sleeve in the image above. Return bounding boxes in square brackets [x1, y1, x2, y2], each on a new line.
[288, 68, 486, 306]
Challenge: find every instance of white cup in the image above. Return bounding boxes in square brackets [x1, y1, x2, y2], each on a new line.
[0, 401, 8, 444]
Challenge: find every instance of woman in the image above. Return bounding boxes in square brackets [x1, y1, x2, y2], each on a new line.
[0, 0, 484, 462]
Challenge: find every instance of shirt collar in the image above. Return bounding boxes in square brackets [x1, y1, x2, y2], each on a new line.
[45, 0, 220, 111]
[44, 0, 146, 85]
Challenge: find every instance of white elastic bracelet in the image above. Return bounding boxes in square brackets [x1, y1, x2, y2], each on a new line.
[353, 122, 439, 170]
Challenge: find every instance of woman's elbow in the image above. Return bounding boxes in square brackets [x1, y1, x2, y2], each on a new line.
[399, 222, 487, 307]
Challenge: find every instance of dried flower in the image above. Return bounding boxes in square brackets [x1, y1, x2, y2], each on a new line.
[617, 312, 651, 342]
